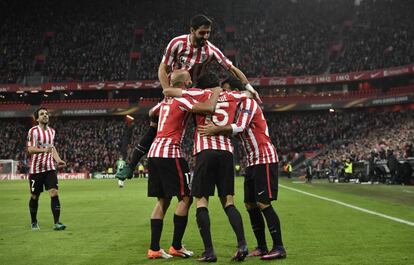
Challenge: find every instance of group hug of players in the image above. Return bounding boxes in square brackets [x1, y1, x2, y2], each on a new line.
[115, 15, 287, 262]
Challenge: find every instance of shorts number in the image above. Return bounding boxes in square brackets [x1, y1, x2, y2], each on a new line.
[31, 179, 35, 192]
[185, 172, 193, 190]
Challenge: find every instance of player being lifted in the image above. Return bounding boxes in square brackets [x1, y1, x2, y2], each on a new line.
[158, 14, 260, 99]
[116, 13, 260, 181]
[27, 108, 66, 231]
[198, 87, 287, 260]
[146, 69, 222, 259]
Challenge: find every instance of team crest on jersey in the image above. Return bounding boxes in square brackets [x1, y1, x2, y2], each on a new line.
[179, 56, 191, 68]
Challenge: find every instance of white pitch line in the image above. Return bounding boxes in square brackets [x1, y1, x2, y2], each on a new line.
[279, 184, 414, 227]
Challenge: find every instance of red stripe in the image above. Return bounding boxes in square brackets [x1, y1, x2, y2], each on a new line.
[39, 128, 47, 172]
[45, 129, 51, 171]
[179, 39, 188, 68]
[175, 158, 185, 196]
[194, 47, 202, 64]
[206, 135, 212, 150]
[266, 164, 273, 198]
[204, 45, 210, 63]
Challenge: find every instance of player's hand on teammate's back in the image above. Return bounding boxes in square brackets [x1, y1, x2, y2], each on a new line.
[198, 121, 218, 136]
[116, 165, 134, 180]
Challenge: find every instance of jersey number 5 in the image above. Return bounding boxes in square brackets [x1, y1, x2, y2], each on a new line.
[212, 102, 229, 126]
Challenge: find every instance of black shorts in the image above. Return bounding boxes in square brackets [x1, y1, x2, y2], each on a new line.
[148, 157, 191, 198]
[192, 150, 234, 197]
[244, 163, 279, 204]
[28, 170, 58, 194]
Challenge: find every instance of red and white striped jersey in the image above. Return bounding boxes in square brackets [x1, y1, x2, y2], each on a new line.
[27, 125, 56, 174]
[231, 98, 279, 166]
[148, 95, 198, 158]
[191, 90, 248, 155]
[162, 34, 232, 79]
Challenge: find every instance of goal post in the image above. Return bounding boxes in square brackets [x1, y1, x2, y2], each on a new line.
[0, 159, 19, 180]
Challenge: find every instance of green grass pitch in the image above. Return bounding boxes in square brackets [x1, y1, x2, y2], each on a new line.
[1, 178, 413, 265]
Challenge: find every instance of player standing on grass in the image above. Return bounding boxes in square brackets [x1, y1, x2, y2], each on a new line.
[198, 97, 287, 260]
[27, 108, 66, 231]
[146, 69, 222, 259]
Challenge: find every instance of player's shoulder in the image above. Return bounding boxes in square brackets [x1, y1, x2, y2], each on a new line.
[206, 40, 219, 49]
[28, 125, 39, 133]
[225, 90, 246, 100]
[185, 87, 206, 95]
[169, 34, 188, 44]
[174, 96, 195, 108]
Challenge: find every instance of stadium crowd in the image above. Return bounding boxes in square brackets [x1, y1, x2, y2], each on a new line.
[1, 0, 413, 84]
[1, 109, 412, 175]
[315, 110, 414, 175]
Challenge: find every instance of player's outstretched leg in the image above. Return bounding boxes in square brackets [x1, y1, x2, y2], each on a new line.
[116, 124, 157, 181]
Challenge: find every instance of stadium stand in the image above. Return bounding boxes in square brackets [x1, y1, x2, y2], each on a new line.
[1, 0, 413, 83]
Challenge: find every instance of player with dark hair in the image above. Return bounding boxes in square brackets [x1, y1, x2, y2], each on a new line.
[221, 76, 244, 91]
[146, 69, 222, 259]
[198, 96, 287, 260]
[27, 107, 66, 231]
[158, 14, 260, 101]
